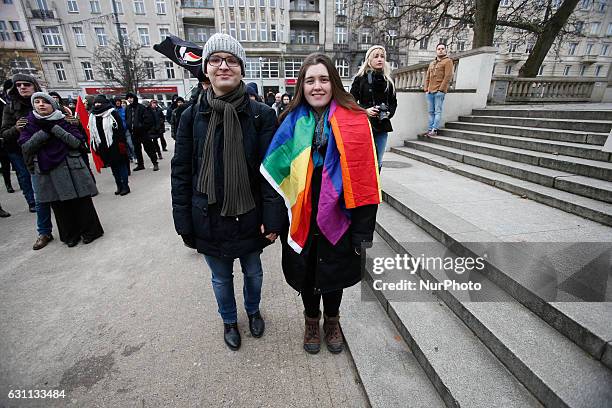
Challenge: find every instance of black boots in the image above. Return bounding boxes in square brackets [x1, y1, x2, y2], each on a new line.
[0, 205, 10, 218]
[5, 181, 14, 193]
[224, 323, 241, 351]
[153, 163, 159, 171]
[248, 311, 265, 338]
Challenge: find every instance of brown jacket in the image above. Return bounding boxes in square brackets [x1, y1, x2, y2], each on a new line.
[424, 56, 454, 93]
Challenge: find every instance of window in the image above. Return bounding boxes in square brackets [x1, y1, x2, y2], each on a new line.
[165, 61, 175, 78]
[500, 0, 510, 6]
[599, 0, 606, 12]
[133, 0, 145, 14]
[239, 0, 245, 6]
[144, 61, 155, 79]
[250, 23, 257, 40]
[568, 42, 578, 55]
[249, 0, 255, 6]
[601, 43, 609, 55]
[581, 0, 591, 9]
[259, 0, 265, 6]
[284, 57, 302, 77]
[3, 0, 13, 3]
[457, 41, 465, 51]
[113, 0, 123, 13]
[389, 60, 398, 70]
[159, 27, 170, 41]
[526, 41, 534, 53]
[119, 26, 129, 44]
[335, 59, 349, 77]
[67, 0, 79, 12]
[360, 28, 371, 44]
[0, 22, 9, 41]
[504, 65, 512, 75]
[580, 65, 587, 76]
[419, 37, 429, 50]
[442, 17, 450, 28]
[41, 27, 63, 48]
[10, 21, 24, 41]
[53, 62, 67, 81]
[563, 65, 571, 76]
[138, 27, 150, 46]
[508, 42, 518, 52]
[270, 0, 275, 6]
[95, 27, 108, 46]
[270, 24, 277, 42]
[260, 23, 267, 41]
[607, 23, 612, 36]
[363, 0, 373, 15]
[538, 64, 545, 75]
[229, 23, 236, 39]
[90, 0, 101, 12]
[575, 21, 584, 34]
[595, 65, 603, 76]
[36, 0, 49, 9]
[260, 57, 278, 78]
[387, 29, 397, 46]
[439, 37, 448, 46]
[586, 43, 594, 54]
[102, 61, 113, 78]
[335, 26, 347, 44]
[335, 0, 346, 15]
[245, 57, 259, 78]
[72, 26, 86, 46]
[591, 22, 601, 35]
[155, 0, 166, 14]
[82, 61, 94, 80]
[239, 23, 247, 41]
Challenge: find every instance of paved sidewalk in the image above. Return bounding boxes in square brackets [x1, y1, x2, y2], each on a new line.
[0, 138, 369, 407]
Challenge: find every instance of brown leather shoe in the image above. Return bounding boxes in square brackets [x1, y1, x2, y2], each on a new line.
[33, 234, 53, 250]
[303, 312, 321, 354]
[323, 313, 343, 354]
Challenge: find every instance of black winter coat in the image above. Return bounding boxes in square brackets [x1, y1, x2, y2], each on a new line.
[147, 107, 165, 138]
[93, 110, 127, 165]
[350, 72, 397, 133]
[171, 94, 285, 258]
[280, 162, 378, 294]
[1, 97, 35, 154]
[125, 102, 152, 138]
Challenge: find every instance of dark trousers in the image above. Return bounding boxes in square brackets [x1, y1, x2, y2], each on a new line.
[110, 161, 129, 190]
[133, 134, 158, 167]
[0, 155, 12, 187]
[301, 235, 343, 318]
[51, 197, 104, 243]
[159, 134, 167, 150]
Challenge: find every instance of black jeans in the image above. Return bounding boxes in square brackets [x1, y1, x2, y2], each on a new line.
[133, 134, 158, 166]
[0, 155, 12, 187]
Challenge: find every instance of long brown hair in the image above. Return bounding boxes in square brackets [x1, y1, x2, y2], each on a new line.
[279, 53, 363, 123]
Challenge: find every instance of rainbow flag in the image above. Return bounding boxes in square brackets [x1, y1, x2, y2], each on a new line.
[260, 101, 381, 254]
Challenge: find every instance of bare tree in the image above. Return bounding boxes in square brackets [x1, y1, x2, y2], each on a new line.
[93, 38, 160, 93]
[351, 0, 586, 77]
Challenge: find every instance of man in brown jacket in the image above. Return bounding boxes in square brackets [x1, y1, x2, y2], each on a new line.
[424, 43, 453, 136]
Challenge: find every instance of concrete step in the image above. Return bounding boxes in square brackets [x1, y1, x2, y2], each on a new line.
[472, 108, 612, 121]
[401, 141, 612, 204]
[460, 115, 612, 133]
[390, 146, 612, 225]
[342, 275, 445, 408]
[362, 231, 542, 408]
[438, 128, 611, 162]
[376, 154, 612, 371]
[372, 202, 612, 408]
[446, 121, 609, 146]
[409, 137, 612, 182]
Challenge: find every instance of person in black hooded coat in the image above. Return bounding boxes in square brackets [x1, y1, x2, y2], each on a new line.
[89, 95, 130, 195]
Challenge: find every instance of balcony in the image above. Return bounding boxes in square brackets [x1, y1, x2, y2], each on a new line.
[289, 1, 319, 21]
[504, 52, 524, 62]
[333, 43, 349, 51]
[31, 9, 55, 19]
[180, 0, 215, 20]
[581, 53, 599, 64]
[287, 43, 323, 53]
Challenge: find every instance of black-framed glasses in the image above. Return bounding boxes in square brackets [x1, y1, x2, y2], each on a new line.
[208, 55, 240, 68]
[15, 82, 33, 88]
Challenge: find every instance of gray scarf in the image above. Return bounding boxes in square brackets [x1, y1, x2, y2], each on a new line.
[197, 82, 255, 216]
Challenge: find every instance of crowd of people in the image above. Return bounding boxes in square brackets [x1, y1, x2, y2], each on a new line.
[0, 74, 175, 249]
[2, 34, 457, 357]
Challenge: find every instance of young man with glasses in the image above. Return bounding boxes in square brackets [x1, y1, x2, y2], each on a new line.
[171, 33, 284, 351]
[424, 43, 454, 137]
[0, 74, 55, 250]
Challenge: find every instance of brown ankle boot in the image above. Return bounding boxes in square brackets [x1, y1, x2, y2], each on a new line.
[303, 312, 321, 354]
[323, 313, 343, 354]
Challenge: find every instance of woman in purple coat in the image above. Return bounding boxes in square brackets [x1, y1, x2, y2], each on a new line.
[18, 92, 103, 247]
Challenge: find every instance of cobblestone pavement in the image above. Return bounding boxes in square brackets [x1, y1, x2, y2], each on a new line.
[0, 137, 369, 408]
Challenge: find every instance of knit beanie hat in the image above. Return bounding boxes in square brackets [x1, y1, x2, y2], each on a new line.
[31, 92, 60, 110]
[125, 92, 137, 100]
[202, 33, 246, 75]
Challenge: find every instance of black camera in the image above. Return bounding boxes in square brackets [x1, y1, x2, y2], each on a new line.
[377, 103, 390, 120]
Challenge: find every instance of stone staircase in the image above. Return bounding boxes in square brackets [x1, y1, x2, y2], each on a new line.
[341, 106, 612, 408]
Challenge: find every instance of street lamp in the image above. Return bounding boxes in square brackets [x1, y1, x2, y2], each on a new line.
[258, 56, 263, 98]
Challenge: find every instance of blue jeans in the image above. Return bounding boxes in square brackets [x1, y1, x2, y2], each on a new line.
[31, 174, 52, 236]
[125, 130, 135, 161]
[426, 91, 446, 131]
[110, 162, 129, 190]
[373, 131, 388, 168]
[204, 251, 264, 324]
[7, 152, 34, 206]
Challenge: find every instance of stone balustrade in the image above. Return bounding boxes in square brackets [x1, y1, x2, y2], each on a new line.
[489, 76, 608, 104]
